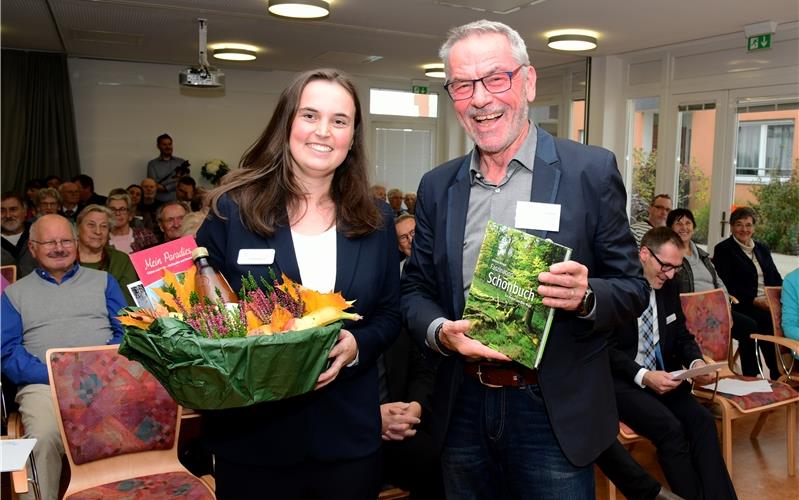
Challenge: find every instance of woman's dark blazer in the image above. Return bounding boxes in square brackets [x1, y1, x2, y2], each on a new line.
[196, 195, 400, 465]
[712, 236, 782, 306]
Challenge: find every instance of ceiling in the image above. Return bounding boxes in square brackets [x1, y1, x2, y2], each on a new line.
[2, 0, 798, 82]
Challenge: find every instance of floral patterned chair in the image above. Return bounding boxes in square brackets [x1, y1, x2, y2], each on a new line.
[680, 289, 798, 477]
[46, 345, 215, 499]
[759, 286, 799, 386]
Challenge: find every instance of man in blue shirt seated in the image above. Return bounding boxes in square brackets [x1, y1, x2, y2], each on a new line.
[1, 214, 126, 500]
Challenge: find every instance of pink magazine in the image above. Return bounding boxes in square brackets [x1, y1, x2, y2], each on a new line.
[128, 236, 197, 308]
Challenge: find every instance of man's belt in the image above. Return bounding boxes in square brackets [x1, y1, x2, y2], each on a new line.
[464, 362, 538, 388]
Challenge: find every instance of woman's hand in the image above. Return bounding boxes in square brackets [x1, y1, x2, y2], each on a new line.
[315, 329, 358, 390]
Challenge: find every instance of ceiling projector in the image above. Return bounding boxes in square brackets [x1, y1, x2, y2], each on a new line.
[179, 18, 224, 89]
[179, 66, 224, 88]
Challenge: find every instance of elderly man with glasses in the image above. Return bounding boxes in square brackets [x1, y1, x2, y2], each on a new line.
[607, 227, 737, 500]
[1, 214, 126, 500]
[401, 19, 647, 498]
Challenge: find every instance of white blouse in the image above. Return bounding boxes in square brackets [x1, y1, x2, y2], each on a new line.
[291, 226, 337, 292]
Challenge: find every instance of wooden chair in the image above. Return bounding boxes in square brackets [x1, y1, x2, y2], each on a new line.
[1, 380, 39, 498]
[680, 289, 799, 477]
[46, 345, 215, 498]
[762, 286, 798, 385]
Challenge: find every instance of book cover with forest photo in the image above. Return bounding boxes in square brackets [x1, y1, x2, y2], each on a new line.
[464, 221, 572, 369]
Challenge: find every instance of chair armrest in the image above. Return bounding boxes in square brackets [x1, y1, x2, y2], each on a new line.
[750, 334, 799, 352]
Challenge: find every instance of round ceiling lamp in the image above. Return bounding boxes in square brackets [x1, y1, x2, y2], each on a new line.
[546, 30, 598, 51]
[424, 63, 446, 79]
[267, 0, 330, 19]
[213, 46, 257, 61]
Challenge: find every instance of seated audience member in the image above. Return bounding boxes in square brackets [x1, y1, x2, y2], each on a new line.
[34, 188, 62, 217]
[76, 205, 139, 306]
[73, 174, 107, 206]
[126, 184, 148, 228]
[379, 215, 443, 500]
[23, 179, 43, 222]
[713, 207, 782, 378]
[58, 182, 82, 221]
[1, 193, 36, 278]
[630, 194, 672, 245]
[395, 214, 415, 271]
[783, 267, 799, 360]
[179, 209, 208, 237]
[176, 176, 203, 211]
[403, 192, 416, 215]
[106, 194, 159, 254]
[44, 175, 62, 190]
[157, 200, 190, 242]
[138, 178, 163, 229]
[387, 188, 408, 218]
[609, 227, 736, 500]
[127, 183, 143, 206]
[667, 208, 760, 375]
[1, 214, 126, 500]
[370, 184, 387, 202]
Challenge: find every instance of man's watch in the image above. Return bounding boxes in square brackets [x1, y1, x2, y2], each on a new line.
[578, 287, 595, 316]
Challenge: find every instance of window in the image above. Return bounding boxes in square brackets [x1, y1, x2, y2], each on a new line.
[369, 89, 438, 118]
[529, 104, 559, 137]
[735, 120, 794, 179]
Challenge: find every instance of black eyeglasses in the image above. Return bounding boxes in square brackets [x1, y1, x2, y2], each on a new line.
[444, 65, 525, 101]
[645, 246, 683, 274]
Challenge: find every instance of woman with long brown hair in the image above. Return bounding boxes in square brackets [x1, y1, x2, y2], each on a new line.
[196, 68, 400, 499]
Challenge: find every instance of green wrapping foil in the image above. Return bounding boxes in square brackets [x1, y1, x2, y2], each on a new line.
[118, 317, 341, 410]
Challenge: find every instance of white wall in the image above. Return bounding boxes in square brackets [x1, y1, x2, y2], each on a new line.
[69, 58, 297, 194]
[69, 58, 462, 196]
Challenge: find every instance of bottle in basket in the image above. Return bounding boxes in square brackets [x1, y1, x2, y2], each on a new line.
[192, 247, 238, 303]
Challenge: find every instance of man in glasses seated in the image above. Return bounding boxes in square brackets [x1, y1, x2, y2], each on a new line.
[1, 214, 126, 500]
[630, 194, 672, 246]
[608, 227, 737, 500]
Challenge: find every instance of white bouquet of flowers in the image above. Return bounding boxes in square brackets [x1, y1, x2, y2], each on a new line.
[201, 159, 230, 185]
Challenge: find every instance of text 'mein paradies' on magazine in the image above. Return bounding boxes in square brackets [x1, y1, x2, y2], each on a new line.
[464, 221, 572, 369]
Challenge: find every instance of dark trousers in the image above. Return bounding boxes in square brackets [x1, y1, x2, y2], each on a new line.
[615, 381, 737, 500]
[731, 304, 778, 377]
[214, 451, 382, 500]
[382, 429, 444, 500]
[595, 440, 661, 500]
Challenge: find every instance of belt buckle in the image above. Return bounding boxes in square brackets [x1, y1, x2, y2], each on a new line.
[476, 364, 503, 388]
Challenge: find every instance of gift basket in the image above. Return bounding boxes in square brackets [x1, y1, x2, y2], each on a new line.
[118, 246, 360, 410]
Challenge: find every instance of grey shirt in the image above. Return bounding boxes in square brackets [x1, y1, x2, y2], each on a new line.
[147, 156, 186, 203]
[427, 124, 538, 352]
[461, 124, 537, 298]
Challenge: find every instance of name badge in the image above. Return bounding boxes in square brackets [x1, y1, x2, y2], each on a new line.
[237, 249, 275, 266]
[515, 201, 561, 232]
[666, 313, 677, 325]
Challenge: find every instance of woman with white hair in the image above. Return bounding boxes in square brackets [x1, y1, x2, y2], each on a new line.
[76, 204, 138, 306]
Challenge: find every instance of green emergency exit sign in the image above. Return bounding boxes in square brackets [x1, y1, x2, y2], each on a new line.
[747, 33, 772, 51]
[412, 85, 428, 94]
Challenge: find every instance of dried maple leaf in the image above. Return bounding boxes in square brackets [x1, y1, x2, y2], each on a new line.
[270, 303, 294, 332]
[300, 288, 353, 314]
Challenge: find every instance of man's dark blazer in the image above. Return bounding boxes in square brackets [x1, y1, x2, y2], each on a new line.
[608, 279, 703, 382]
[400, 127, 649, 467]
[196, 195, 400, 466]
[712, 236, 782, 307]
